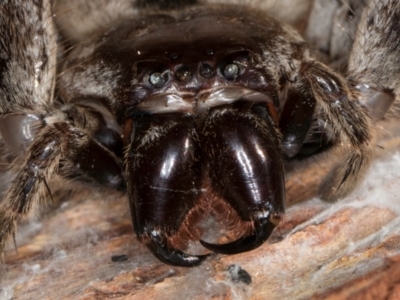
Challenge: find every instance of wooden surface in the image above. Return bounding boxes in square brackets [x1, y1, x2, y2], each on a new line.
[1, 117, 400, 300]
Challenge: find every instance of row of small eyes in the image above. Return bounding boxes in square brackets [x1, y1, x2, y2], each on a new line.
[148, 63, 240, 87]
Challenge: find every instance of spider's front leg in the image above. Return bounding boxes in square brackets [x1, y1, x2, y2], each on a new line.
[348, 0, 400, 121]
[0, 0, 124, 255]
[0, 0, 58, 253]
[0, 116, 123, 248]
[318, 0, 400, 200]
[304, 62, 374, 201]
[288, 0, 400, 201]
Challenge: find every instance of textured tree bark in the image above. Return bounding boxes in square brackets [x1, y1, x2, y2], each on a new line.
[1, 117, 400, 299]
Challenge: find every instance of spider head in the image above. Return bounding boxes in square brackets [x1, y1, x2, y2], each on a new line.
[102, 12, 286, 266]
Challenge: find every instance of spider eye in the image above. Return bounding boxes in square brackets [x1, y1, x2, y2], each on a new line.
[149, 72, 168, 87]
[223, 63, 239, 79]
[200, 63, 214, 78]
[175, 66, 192, 82]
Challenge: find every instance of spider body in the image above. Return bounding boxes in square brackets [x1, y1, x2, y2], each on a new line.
[0, 0, 399, 267]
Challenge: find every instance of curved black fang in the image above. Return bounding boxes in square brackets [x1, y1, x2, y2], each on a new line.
[147, 233, 209, 267]
[147, 234, 209, 267]
[199, 215, 276, 254]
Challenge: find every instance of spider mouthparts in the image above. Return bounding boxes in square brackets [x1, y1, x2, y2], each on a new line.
[199, 216, 276, 254]
[147, 233, 209, 267]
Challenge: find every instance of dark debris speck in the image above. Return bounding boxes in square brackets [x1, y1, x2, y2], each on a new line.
[111, 254, 129, 262]
[227, 264, 252, 285]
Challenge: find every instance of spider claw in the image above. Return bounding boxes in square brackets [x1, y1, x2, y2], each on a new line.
[199, 216, 276, 255]
[146, 232, 209, 267]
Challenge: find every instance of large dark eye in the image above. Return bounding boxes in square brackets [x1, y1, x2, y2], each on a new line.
[149, 72, 168, 87]
[223, 63, 239, 79]
[200, 63, 214, 78]
[175, 66, 192, 82]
